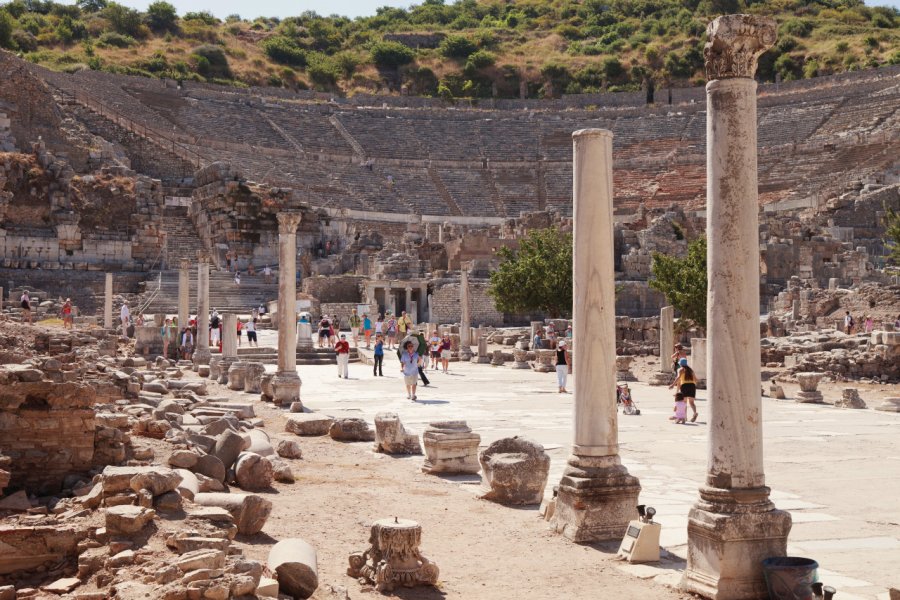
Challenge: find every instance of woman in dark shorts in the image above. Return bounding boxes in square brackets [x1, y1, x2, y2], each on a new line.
[669, 358, 698, 422]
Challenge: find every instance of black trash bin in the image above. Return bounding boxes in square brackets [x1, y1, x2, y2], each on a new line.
[762, 557, 819, 600]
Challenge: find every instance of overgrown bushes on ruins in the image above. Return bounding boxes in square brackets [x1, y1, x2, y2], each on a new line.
[649, 237, 707, 332]
[0, 0, 896, 96]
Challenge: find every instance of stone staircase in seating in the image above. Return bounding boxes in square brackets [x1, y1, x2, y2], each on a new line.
[140, 270, 278, 317]
[232, 345, 361, 366]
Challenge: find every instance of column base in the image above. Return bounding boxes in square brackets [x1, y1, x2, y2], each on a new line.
[192, 348, 211, 370]
[217, 357, 238, 385]
[458, 347, 473, 361]
[648, 371, 672, 386]
[550, 455, 641, 542]
[271, 371, 301, 407]
[681, 486, 792, 600]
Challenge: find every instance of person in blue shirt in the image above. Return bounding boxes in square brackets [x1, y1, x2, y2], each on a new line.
[399, 339, 421, 401]
[373, 334, 384, 377]
[363, 313, 373, 349]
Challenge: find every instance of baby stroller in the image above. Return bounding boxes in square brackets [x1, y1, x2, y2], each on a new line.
[617, 384, 640, 415]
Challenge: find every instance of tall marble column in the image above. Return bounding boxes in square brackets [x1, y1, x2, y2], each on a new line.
[405, 286, 413, 319]
[193, 255, 211, 368]
[272, 212, 303, 406]
[458, 264, 473, 361]
[104, 273, 113, 329]
[681, 15, 790, 600]
[649, 305, 675, 385]
[222, 314, 237, 358]
[550, 129, 640, 542]
[178, 259, 190, 329]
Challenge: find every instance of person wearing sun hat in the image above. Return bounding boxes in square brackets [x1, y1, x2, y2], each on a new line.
[556, 339, 571, 393]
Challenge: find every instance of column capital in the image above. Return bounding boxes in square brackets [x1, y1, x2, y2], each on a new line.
[704, 14, 776, 80]
[277, 211, 303, 234]
[196, 251, 210, 264]
[180, 259, 191, 271]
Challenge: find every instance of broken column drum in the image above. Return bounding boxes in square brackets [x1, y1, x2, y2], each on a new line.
[348, 518, 439, 592]
[272, 211, 303, 406]
[193, 255, 211, 368]
[421, 420, 480, 474]
[550, 128, 641, 542]
[681, 15, 791, 600]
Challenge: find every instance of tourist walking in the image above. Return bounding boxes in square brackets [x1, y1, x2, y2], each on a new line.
[429, 330, 441, 371]
[62, 298, 73, 329]
[120, 301, 130, 333]
[20, 290, 32, 324]
[236, 317, 243, 346]
[234, 271, 241, 285]
[161, 318, 171, 358]
[363, 313, 373, 348]
[373, 334, 384, 376]
[180, 327, 194, 361]
[245, 318, 258, 347]
[400, 340, 421, 401]
[556, 340, 570, 393]
[210, 310, 221, 349]
[864, 314, 874, 333]
[318, 315, 331, 348]
[671, 343, 688, 374]
[349, 309, 361, 347]
[335, 334, 350, 378]
[385, 313, 398, 349]
[844, 311, 854, 334]
[398, 310, 412, 338]
[414, 328, 430, 383]
[669, 358, 699, 422]
[440, 333, 452, 373]
[374, 314, 384, 341]
[263, 265, 272, 284]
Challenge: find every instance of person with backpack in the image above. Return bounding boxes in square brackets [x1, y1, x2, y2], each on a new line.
[669, 358, 699, 422]
[349, 309, 361, 348]
[209, 310, 221, 349]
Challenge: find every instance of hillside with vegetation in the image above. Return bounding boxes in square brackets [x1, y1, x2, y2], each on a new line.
[0, 0, 897, 99]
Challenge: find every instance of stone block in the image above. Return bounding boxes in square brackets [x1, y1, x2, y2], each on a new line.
[374, 412, 422, 455]
[329, 418, 375, 442]
[276, 439, 302, 459]
[105, 505, 155, 535]
[234, 452, 274, 491]
[479, 436, 550, 506]
[835, 388, 866, 409]
[422, 420, 481, 475]
[268, 538, 318, 599]
[193, 493, 272, 535]
[285, 413, 334, 436]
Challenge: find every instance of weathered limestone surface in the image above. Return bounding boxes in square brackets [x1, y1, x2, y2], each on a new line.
[374, 412, 422, 455]
[329, 418, 375, 442]
[285, 413, 335, 436]
[178, 260, 190, 331]
[268, 538, 318, 599]
[273, 212, 303, 406]
[104, 272, 113, 329]
[681, 15, 791, 600]
[347, 518, 439, 593]
[479, 437, 550, 506]
[193, 257, 211, 368]
[550, 129, 640, 542]
[796, 372, 825, 403]
[835, 388, 866, 409]
[193, 492, 272, 535]
[234, 452, 274, 491]
[422, 420, 481, 475]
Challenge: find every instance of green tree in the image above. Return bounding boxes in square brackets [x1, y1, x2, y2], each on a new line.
[884, 202, 900, 265]
[146, 1, 178, 33]
[649, 236, 707, 331]
[103, 2, 144, 37]
[488, 228, 573, 318]
[0, 10, 14, 49]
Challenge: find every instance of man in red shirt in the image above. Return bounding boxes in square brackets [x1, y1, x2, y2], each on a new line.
[335, 334, 351, 379]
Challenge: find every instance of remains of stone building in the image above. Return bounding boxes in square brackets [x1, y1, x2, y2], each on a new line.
[373, 412, 422, 455]
[421, 421, 481, 475]
[479, 436, 551, 506]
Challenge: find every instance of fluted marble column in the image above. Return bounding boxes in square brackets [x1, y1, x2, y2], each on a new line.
[681, 15, 790, 600]
[458, 263, 473, 361]
[178, 259, 190, 329]
[550, 129, 640, 542]
[272, 211, 302, 406]
[193, 255, 211, 368]
[104, 273, 113, 329]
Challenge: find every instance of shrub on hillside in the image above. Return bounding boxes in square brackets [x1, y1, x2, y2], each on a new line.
[146, 1, 178, 33]
[102, 2, 145, 38]
[440, 34, 477, 59]
[0, 10, 14, 49]
[261, 35, 306, 66]
[371, 40, 414, 69]
[192, 44, 231, 78]
[97, 31, 136, 47]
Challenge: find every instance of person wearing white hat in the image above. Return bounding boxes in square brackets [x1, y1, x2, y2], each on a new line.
[556, 339, 570, 393]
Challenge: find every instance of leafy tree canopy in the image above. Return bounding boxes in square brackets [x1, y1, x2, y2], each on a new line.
[649, 236, 707, 331]
[488, 227, 573, 318]
[884, 202, 900, 266]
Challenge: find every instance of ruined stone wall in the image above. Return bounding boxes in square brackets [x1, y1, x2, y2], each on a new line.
[0, 367, 96, 494]
[431, 279, 504, 326]
[302, 275, 363, 303]
[615, 281, 667, 318]
[0, 269, 146, 312]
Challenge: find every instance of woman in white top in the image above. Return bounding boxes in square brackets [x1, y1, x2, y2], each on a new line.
[374, 315, 384, 336]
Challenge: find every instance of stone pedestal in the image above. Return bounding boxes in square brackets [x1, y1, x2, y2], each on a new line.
[681, 16, 790, 600]
[511, 346, 530, 369]
[615, 356, 636, 381]
[178, 260, 190, 329]
[274, 212, 303, 407]
[374, 412, 421, 455]
[480, 437, 550, 506]
[193, 257, 211, 369]
[475, 337, 491, 364]
[550, 129, 640, 543]
[795, 372, 824, 403]
[347, 518, 439, 593]
[835, 388, 865, 409]
[534, 349, 555, 372]
[421, 421, 480, 474]
[104, 273, 113, 330]
[490, 349, 505, 367]
[296, 322, 313, 350]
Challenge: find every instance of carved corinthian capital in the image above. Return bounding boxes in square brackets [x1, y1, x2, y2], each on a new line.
[704, 14, 777, 80]
[277, 211, 303, 234]
[180, 259, 191, 271]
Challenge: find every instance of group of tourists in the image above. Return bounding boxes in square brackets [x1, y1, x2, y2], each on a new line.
[154, 309, 260, 361]
[532, 321, 573, 351]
